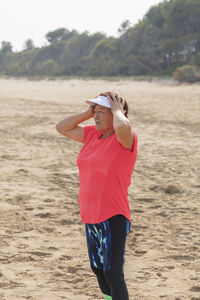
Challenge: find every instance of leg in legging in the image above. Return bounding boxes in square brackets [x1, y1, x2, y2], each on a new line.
[91, 264, 111, 297]
[85, 216, 130, 300]
[103, 215, 130, 300]
[85, 223, 112, 297]
[104, 270, 128, 300]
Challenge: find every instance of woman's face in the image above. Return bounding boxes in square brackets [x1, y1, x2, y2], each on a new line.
[93, 104, 113, 132]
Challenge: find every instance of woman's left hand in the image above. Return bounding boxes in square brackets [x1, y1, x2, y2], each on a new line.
[106, 93, 126, 115]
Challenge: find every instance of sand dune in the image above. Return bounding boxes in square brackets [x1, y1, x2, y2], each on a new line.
[0, 78, 199, 299]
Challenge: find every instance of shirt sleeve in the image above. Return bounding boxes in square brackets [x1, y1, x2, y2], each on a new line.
[132, 131, 138, 153]
[117, 129, 137, 155]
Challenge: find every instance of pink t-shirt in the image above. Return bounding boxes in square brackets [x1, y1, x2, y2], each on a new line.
[77, 125, 138, 224]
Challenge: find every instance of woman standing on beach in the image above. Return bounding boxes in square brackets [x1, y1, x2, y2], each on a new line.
[56, 91, 138, 300]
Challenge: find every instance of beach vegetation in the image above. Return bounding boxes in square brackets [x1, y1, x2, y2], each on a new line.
[0, 0, 199, 81]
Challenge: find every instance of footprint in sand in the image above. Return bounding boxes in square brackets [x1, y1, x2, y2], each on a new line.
[16, 168, 29, 174]
[150, 205, 162, 209]
[25, 207, 34, 211]
[67, 266, 79, 273]
[133, 209, 144, 213]
[1, 154, 17, 160]
[165, 255, 196, 261]
[59, 219, 74, 225]
[163, 185, 183, 194]
[134, 225, 148, 230]
[135, 197, 155, 203]
[190, 286, 200, 292]
[149, 184, 183, 194]
[43, 227, 54, 232]
[59, 255, 72, 261]
[192, 184, 200, 188]
[134, 250, 147, 256]
[156, 212, 168, 217]
[28, 251, 52, 257]
[165, 265, 175, 270]
[149, 185, 163, 192]
[35, 212, 53, 218]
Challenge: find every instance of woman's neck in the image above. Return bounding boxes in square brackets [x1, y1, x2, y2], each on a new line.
[100, 129, 115, 139]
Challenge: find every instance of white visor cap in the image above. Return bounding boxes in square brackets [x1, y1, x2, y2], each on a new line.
[86, 95, 111, 108]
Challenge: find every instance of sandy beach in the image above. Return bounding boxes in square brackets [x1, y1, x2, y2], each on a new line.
[0, 77, 200, 300]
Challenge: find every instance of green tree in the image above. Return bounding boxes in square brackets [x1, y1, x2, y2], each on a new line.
[24, 39, 35, 51]
[0, 41, 13, 74]
[1, 0, 200, 77]
[159, 39, 182, 67]
[58, 32, 105, 75]
[85, 38, 119, 76]
[145, 3, 165, 27]
[118, 19, 132, 35]
[39, 59, 57, 75]
[45, 28, 77, 44]
[1, 41, 12, 53]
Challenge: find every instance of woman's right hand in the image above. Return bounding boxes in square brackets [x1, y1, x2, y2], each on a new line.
[87, 105, 94, 119]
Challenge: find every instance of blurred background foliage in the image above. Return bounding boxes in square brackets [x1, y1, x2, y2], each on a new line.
[0, 0, 200, 81]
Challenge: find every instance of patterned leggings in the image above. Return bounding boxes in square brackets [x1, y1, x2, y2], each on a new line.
[85, 214, 130, 300]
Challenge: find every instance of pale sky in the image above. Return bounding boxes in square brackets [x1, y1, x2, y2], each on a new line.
[0, 0, 162, 52]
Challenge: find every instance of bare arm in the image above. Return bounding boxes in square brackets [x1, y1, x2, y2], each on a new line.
[56, 106, 94, 143]
[113, 110, 134, 151]
[106, 94, 134, 151]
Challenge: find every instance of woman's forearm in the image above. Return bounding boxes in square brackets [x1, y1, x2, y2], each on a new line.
[112, 110, 133, 148]
[113, 110, 131, 132]
[56, 110, 91, 132]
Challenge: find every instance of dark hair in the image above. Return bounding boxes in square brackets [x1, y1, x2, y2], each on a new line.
[98, 91, 129, 118]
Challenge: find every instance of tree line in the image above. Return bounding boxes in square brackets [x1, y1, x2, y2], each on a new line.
[0, 0, 200, 78]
